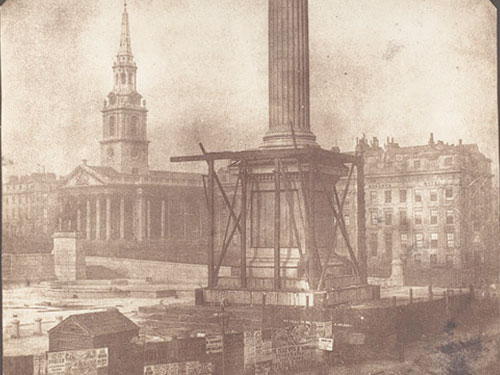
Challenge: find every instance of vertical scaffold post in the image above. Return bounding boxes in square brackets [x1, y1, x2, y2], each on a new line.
[274, 159, 281, 290]
[356, 157, 368, 284]
[240, 162, 247, 288]
[208, 159, 216, 288]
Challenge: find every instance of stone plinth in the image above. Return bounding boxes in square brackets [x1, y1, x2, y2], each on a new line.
[52, 232, 86, 281]
[389, 259, 404, 287]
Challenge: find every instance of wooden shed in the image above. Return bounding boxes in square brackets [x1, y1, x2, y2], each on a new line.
[48, 309, 140, 375]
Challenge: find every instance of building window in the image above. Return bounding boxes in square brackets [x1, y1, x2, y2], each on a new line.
[431, 233, 438, 248]
[385, 190, 392, 204]
[384, 232, 392, 255]
[415, 233, 423, 248]
[399, 189, 407, 203]
[430, 189, 438, 202]
[109, 116, 115, 136]
[446, 233, 455, 248]
[430, 209, 438, 225]
[130, 116, 138, 136]
[446, 254, 454, 268]
[414, 210, 422, 225]
[370, 191, 378, 204]
[132, 168, 139, 174]
[400, 233, 408, 247]
[414, 189, 422, 203]
[369, 233, 378, 256]
[370, 211, 379, 226]
[445, 188, 453, 199]
[399, 210, 407, 226]
[414, 160, 421, 168]
[446, 210, 454, 224]
[430, 254, 437, 267]
[385, 211, 392, 225]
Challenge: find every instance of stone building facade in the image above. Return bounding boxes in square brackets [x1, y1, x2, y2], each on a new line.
[337, 134, 497, 284]
[2, 173, 61, 252]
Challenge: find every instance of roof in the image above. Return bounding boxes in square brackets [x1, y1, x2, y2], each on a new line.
[48, 309, 139, 337]
[86, 166, 122, 177]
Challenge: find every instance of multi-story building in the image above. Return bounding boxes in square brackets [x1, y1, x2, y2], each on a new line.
[2, 173, 61, 252]
[337, 134, 497, 286]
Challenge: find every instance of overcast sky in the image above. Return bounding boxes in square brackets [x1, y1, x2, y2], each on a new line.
[1, 0, 497, 177]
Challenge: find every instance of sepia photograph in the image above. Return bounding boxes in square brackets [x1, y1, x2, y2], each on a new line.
[1, 0, 499, 374]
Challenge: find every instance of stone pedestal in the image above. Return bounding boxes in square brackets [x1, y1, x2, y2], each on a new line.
[389, 259, 404, 287]
[52, 232, 86, 281]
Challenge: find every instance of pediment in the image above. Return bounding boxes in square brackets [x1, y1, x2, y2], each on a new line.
[62, 167, 106, 188]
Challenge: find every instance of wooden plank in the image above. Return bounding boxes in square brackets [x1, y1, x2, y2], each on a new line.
[279, 167, 304, 260]
[207, 159, 215, 288]
[240, 162, 248, 288]
[356, 161, 368, 284]
[171, 147, 356, 165]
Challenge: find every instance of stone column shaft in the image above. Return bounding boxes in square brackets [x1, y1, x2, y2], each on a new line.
[136, 190, 144, 242]
[106, 197, 111, 240]
[161, 200, 166, 238]
[96, 199, 101, 240]
[86, 200, 91, 240]
[120, 197, 125, 239]
[147, 199, 151, 238]
[263, 0, 316, 148]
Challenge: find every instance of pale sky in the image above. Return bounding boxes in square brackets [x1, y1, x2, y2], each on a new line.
[1, 0, 498, 177]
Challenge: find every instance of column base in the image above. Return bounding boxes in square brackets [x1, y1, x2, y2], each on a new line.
[261, 130, 318, 149]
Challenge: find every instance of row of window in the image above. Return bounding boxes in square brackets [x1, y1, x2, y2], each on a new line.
[412, 253, 455, 267]
[369, 209, 456, 226]
[369, 232, 455, 256]
[4, 194, 49, 205]
[370, 188, 454, 205]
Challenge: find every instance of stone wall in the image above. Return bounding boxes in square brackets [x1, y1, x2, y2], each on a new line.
[2, 253, 55, 283]
[86, 256, 231, 286]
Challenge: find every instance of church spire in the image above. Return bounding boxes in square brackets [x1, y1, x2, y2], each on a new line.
[118, 0, 133, 59]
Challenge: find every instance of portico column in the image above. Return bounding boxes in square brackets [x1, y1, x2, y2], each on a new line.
[120, 197, 125, 240]
[137, 189, 144, 242]
[86, 200, 91, 240]
[76, 206, 82, 232]
[146, 199, 151, 238]
[105, 197, 111, 240]
[160, 199, 166, 238]
[96, 198, 101, 240]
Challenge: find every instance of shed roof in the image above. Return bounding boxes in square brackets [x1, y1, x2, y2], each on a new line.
[48, 309, 139, 337]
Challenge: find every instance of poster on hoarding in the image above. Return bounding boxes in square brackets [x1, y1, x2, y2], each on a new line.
[47, 348, 108, 375]
[318, 337, 334, 351]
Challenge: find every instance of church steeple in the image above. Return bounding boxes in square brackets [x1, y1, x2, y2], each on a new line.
[118, 0, 133, 60]
[100, 1, 149, 175]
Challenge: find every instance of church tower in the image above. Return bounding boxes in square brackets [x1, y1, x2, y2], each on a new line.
[100, 1, 149, 175]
